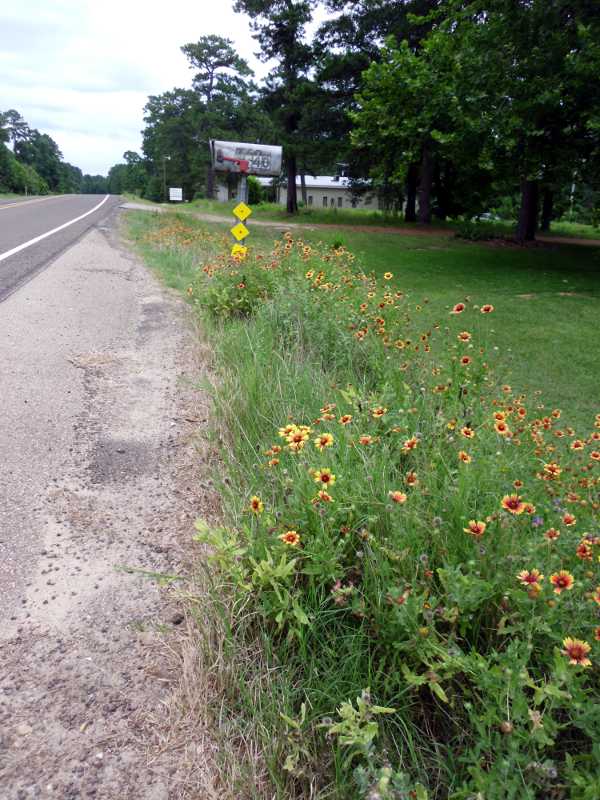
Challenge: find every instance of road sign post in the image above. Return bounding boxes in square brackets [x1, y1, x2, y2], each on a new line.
[230, 202, 252, 259]
[209, 140, 282, 260]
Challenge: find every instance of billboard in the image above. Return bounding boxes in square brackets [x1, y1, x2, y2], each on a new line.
[210, 140, 282, 177]
[169, 187, 183, 201]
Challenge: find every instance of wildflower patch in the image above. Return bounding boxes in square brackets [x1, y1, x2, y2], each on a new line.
[135, 212, 600, 799]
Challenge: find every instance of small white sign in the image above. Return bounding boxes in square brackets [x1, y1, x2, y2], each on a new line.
[169, 187, 183, 202]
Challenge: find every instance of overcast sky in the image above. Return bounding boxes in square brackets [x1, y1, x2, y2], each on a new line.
[1, 1, 326, 176]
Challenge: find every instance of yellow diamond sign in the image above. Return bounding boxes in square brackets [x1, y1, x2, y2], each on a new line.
[230, 222, 249, 241]
[233, 202, 252, 222]
[231, 244, 248, 258]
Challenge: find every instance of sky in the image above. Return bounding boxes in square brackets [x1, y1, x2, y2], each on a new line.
[0, 1, 326, 176]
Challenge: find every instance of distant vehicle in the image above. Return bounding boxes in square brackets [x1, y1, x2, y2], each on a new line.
[476, 212, 502, 222]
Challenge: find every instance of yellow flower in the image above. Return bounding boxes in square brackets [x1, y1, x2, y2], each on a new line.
[313, 468, 336, 487]
[279, 530, 301, 546]
[249, 496, 264, 515]
[314, 433, 334, 451]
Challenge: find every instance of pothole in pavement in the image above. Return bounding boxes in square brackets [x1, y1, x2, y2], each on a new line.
[89, 438, 154, 484]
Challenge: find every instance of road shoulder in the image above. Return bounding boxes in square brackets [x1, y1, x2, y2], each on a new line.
[0, 212, 220, 798]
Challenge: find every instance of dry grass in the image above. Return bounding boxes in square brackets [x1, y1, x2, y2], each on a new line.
[138, 311, 277, 800]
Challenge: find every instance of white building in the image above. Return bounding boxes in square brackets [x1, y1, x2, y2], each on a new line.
[215, 174, 382, 210]
[274, 175, 381, 210]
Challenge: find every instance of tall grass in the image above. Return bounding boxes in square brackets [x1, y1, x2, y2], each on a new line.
[128, 212, 600, 800]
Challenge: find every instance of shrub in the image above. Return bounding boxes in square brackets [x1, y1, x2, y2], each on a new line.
[455, 220, 510, 241]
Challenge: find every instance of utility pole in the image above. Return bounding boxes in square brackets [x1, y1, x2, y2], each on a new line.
[162, 155, 170, 202]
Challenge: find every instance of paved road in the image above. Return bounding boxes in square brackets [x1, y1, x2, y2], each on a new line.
[0, 193, 121, 301]
[0, 206, 207, 796]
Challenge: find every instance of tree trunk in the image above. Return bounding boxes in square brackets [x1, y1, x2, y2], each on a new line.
[417, 146, 434, 224]
[540, 188, 553, 232]
[207, 165, 215, 200]
[286, 154, 298, 214]
[300, 171, 307, 205]
[405, 164, 418, 222]
[516, 179, 539, 242]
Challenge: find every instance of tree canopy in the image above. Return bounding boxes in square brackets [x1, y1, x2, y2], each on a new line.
[97, 1, 600, 235]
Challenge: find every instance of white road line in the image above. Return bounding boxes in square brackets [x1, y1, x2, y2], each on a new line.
[0, 195, 110, 263]
[0, 195, 63, 212]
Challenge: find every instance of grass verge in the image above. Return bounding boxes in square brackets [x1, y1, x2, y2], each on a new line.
[127, 210, 600, 799]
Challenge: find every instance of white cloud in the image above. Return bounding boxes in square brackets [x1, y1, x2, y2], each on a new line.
[1, 0, 322, 175]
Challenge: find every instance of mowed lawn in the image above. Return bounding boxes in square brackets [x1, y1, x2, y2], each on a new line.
[130, 210, 600, 428]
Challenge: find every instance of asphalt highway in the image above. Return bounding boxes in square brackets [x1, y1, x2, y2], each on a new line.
[0, 193, 122, 301]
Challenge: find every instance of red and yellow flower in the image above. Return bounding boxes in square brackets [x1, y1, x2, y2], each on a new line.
[544, 527, 560, 541]
[494, 420, 510, 436]
[576, 542, 593, 561]
[278, 423, 297, 439]
[372, 406, 387, 419]
[405, 471, 419, 487]
[315, 489, 333, 503]
[314, 433, 334, 451]
[458, 450, 472, 463]
[517, 569, 544, 590]
[249, 496, 264, 515]
[389, 490, 407, 504]
[451, 302, 466, 314]
[501, 494, 526, 515]
[279, 531, 300, 547]
[562, 637, 591, 667]
[313, 468, 336, 487]
[402, 436, 419, 453]
[543, 462, 562, 479]
[460, 426, 475, 439]
[464, 520, 487, 538]
[457, 331, 472, 342]
[480, 304, 494, 314]
[550, 570, 574, 594]
[563, 513, 577, 527]
[339, 414, 353, 425]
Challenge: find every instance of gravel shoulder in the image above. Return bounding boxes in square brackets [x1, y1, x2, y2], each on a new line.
[0, 210, 219, 799]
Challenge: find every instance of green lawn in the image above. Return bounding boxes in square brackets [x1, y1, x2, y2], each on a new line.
[124, 193, 600, 241]
[249, 221, 600, 428]
[128, 210, 600, 428]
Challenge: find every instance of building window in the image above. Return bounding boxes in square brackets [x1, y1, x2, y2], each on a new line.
[308, 195, 313, 206]
[337, 196, 343, 208]
[330, 198, 335, 208]
[322, 196, 328, 207]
